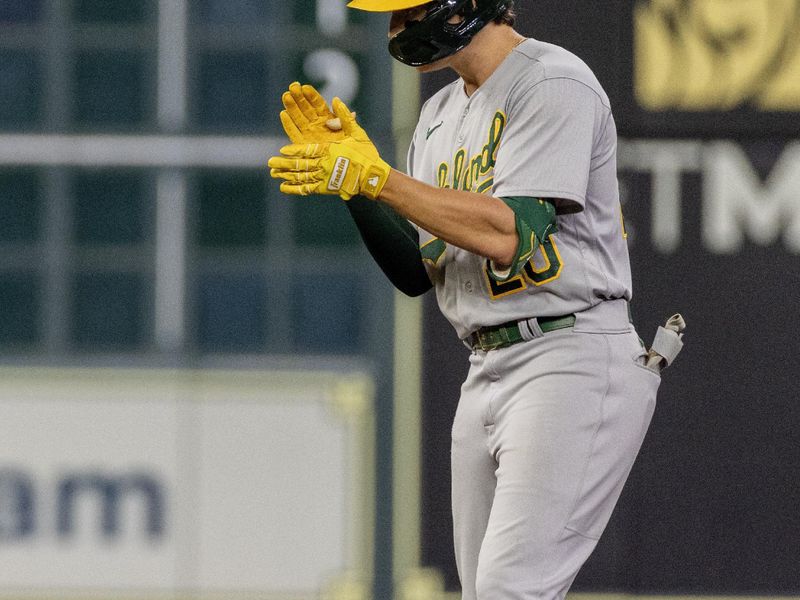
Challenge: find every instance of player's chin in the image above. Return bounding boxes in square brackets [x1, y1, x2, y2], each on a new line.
[414, 57, 449, 73]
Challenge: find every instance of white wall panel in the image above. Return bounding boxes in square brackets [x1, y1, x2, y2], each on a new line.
[0, 368, 374, 600]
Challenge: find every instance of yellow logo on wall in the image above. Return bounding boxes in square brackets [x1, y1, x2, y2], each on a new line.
[634, 0, 800, 111]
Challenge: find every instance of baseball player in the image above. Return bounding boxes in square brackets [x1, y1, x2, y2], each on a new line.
[269, 1, 684, 598]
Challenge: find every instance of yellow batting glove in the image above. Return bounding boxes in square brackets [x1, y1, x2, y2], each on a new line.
[268, 98, 391, 200]
[328, 97, 382, 163]
[268, 140, 390, 200]
[279, 82, 348, 144]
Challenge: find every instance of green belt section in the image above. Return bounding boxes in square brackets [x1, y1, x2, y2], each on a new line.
[469, 314, 576, 352]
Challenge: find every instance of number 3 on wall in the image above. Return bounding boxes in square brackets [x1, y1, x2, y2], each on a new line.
[484, 235, 563, 300]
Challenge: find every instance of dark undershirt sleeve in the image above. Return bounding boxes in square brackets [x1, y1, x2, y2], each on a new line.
[345, 196, 433, 297]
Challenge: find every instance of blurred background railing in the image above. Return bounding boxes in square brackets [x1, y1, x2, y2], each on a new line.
[0, 2, 395, 599]
[0, 0, 394, 359]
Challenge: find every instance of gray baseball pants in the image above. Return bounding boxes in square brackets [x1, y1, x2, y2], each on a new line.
[452, 301, 660, 600]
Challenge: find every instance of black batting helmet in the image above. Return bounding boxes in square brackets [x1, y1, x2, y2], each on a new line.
[348, 0, 513, 66]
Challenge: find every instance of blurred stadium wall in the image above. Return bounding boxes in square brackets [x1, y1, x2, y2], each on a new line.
[0, 1, 393, 599]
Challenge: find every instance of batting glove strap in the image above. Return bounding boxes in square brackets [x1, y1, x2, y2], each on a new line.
[268, 141, 390, 201]
[646, 314, 686, 369]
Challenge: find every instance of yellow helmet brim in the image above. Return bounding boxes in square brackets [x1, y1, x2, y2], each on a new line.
[346, 0, 432, 12]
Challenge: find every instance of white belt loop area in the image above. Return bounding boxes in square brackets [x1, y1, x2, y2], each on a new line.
[518, 317, 544, 341]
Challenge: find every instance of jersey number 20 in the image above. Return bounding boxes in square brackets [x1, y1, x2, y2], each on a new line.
[484, 234, 563, 300]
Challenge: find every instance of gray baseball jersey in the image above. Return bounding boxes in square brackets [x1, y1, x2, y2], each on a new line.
[405, 38, 660, 600]
[408, 38, 631, 339]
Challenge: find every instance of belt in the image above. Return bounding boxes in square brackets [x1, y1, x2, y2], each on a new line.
[466, 314, 576, 352]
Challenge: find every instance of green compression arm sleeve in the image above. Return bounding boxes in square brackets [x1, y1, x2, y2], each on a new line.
[488, 197, 558, 282]
[346, 196, 433, 297]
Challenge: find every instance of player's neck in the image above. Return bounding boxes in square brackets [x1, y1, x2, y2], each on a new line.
[452, 25, 526, 96]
